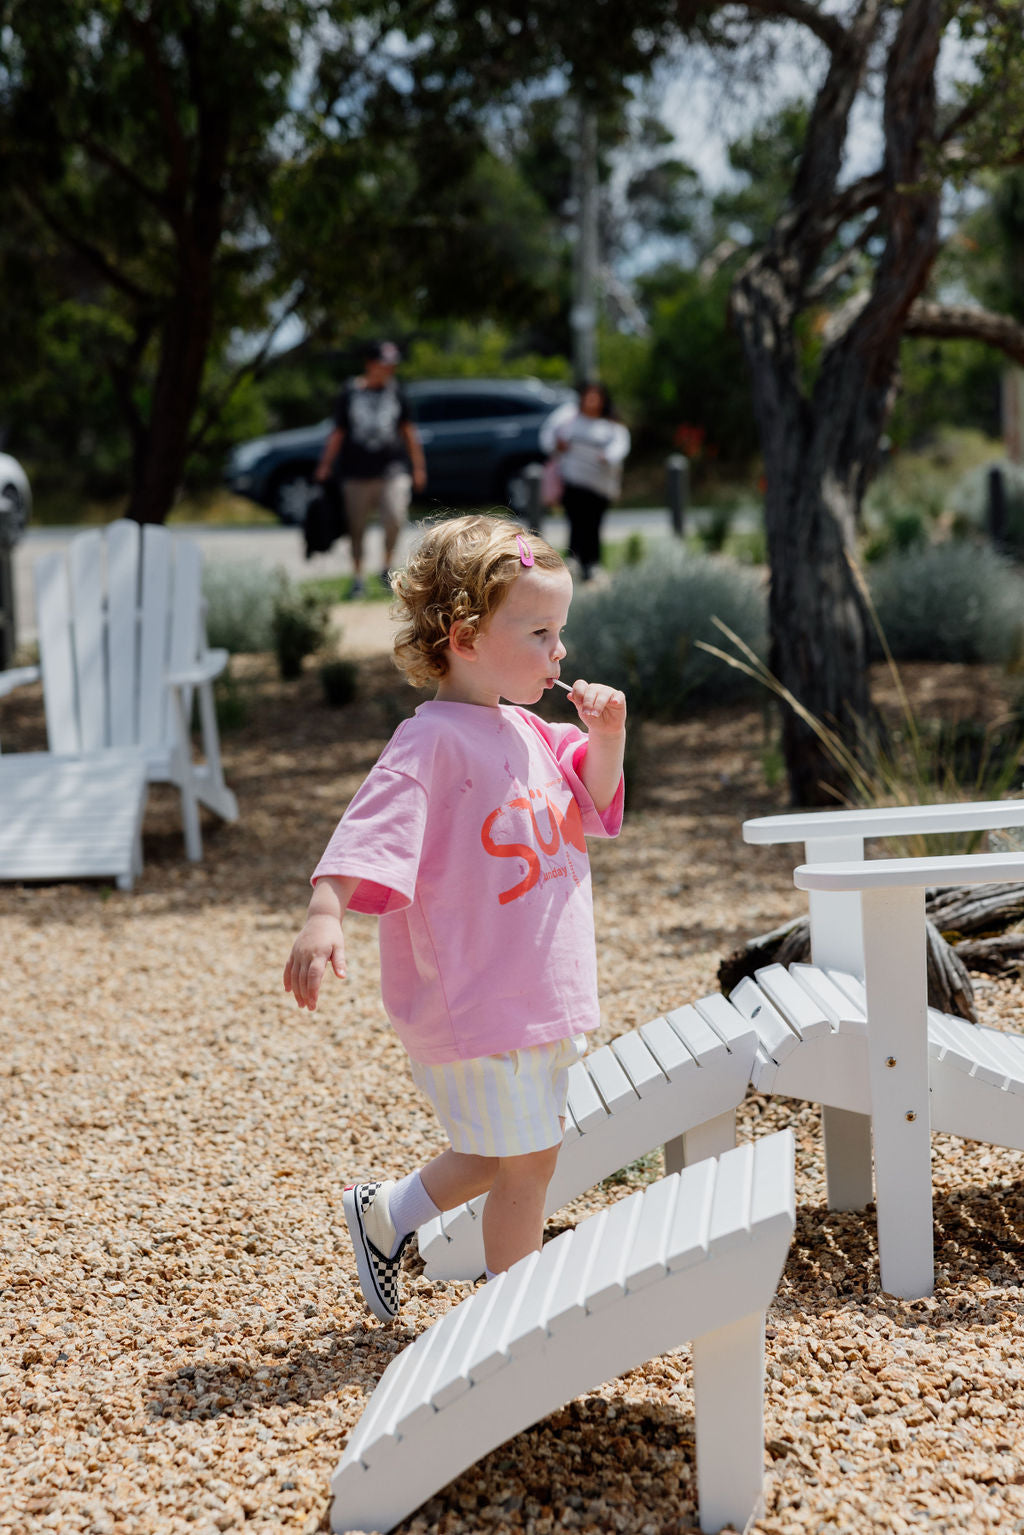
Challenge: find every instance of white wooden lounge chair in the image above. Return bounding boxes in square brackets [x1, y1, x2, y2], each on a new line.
[418, 1002, 759, 1282]
[332, 1131, 795, 1535]
[743, 802, 1024, 1298]
[1, 519, 238, 861]
[0, 752, 147, 890]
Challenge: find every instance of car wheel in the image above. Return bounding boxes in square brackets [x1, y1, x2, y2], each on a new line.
[501, 463, 542, 520]
[0, 482, 28, 541]
[272, 469, 316, 526]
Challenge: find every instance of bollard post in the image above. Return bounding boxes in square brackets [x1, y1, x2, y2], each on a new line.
[987, 465, 1008, 551]
[0, 491, 22, 671]
[666, 453, 689, 538]
[521, 462, 544, 531]
[0, 545, 14, 671]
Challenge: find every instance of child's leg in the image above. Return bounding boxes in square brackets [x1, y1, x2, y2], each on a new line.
[420, 1148, 498, 1210]
[480, 1141, 561, 1275]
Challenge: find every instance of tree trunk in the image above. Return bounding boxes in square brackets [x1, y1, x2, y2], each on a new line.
[125, 265, 216, 525]
[729, 0, 944, 806]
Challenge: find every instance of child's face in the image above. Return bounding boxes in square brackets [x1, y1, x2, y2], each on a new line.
[454, 566, 573, 708]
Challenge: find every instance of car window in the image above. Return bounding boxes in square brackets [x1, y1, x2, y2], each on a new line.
[441, 394, 539, 421]
[408, 396, 451, 424]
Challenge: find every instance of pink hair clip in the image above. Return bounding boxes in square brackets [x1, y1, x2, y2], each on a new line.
[515, 533, 535, 567]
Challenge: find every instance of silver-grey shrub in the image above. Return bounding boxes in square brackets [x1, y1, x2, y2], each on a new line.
[202, 559, 280, 654]
[563, 548, 767, 716]
[868, 541, 1024, 664]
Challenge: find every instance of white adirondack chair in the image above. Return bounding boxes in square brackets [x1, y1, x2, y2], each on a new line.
[743, 801, 1024, 1299]
[419, 999, 758, 1283]
[333, 1131, 795, 1535]
[1, 520, 238, 862]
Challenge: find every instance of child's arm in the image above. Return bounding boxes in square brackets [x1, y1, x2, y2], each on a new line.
[283, 874, 359, 1011]
[568, 680, 627, 815]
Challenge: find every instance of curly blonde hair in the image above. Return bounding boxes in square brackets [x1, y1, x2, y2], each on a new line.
[391, 515, 567, 688]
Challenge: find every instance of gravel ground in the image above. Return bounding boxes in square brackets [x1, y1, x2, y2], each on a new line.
[2, 641, 1024, 1535]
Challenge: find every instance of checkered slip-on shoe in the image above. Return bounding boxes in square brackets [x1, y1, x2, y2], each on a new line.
[343, 1180, 411, 1322]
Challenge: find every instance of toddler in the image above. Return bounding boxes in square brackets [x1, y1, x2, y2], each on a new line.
[283, 514, 626, 1321]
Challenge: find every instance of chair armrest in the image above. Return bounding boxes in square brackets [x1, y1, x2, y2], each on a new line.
[166, 648, 229, 687]
[745, 800, 1024, 846]
[795, 849, 1024, 893]
[0, 664, 41, 698]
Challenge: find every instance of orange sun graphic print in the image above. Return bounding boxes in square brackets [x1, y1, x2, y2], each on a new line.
[480, 781, 587, 905]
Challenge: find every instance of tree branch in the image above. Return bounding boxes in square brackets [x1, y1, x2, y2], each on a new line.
[904, 300, 1024, 366]
[185, 288, 308, 456]
[15, 184, 156, 307]
[78, 133, 167, 217]
[735, 0, 850, 53]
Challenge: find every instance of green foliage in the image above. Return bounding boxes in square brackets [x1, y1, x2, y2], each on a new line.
[272, 584, 333, 680]
[642, 266, 760, 466]
[402, 324, 570, 384]
[202, 561, 279, 655]
[563, 548, 767, 717]
[888, 339, 1002, 450]
[868, 542, 1024, 665]
[212, 670, 253, 733]
[319, 658, 360, 708]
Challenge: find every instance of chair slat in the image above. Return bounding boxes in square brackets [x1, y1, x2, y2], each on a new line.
[459, 1252, 541, 1383]
[749, 1129, 797, 1236]
[504, 1229, 576, 1358]
[584, 1045, 639, 1114]
[624, 1170, 680, 1291]
[106, 520, 140, 747]
[790, 963, 867, 1034]
[729, 978, 801, 1063]
[35, 553, 81, 754]
[638, 1014, 698, 1078]
[545, 1209, 610, 1334]
[610, 1028, 668, 1094]
[582, 1188, 646, 1311]
[754, 963, 833, 1039]
[565, 1059, 608, 1132]
[665, 1157, 715, 1271]
[138, 526, 172, 749]
[428, 1275, 509, 1410]
[68, 531, 107, 752]
[709, 1141, 754, 1255]
[668, 1001, 729, 1064]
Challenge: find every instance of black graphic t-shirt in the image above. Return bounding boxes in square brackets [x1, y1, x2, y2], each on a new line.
[332, 381, 411, 480]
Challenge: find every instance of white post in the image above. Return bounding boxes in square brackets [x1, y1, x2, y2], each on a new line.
[692, 1310, 766, 1535]
[860, 885, 934, 1298]
[806, 835, 874, 1209]
[669, 1109, 736, 1174]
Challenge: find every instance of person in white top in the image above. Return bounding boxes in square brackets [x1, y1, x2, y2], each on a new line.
[541, 382, 631, 581]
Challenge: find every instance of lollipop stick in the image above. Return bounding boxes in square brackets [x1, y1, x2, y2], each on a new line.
[552, 679, 573, 692]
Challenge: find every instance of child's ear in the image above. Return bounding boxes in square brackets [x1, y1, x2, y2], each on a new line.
[448, 618, 479, 660]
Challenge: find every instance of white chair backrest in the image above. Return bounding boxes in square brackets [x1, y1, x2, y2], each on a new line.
[35, 520, 202, 757]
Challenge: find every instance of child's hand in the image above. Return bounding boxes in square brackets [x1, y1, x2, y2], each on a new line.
[568, 679, 627, 737]
[283, 915, 346, 1011]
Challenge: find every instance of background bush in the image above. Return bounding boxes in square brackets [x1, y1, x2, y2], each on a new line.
[563, 549, 767, 716]
[868, 541, 1024, 664]
[202, 559, 279, 654]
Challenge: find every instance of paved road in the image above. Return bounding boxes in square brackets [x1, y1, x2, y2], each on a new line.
[11, 507, 686, 644]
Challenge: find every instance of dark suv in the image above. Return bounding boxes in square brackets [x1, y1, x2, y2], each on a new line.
[224, 377, 575, 524]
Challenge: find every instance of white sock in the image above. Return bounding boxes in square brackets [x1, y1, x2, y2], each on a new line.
[485, 1267, 499, 1282]
[387, 1171, 441, 1257]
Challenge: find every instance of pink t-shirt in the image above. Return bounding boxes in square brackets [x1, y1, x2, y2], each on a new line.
[312, 701, 624, 1064]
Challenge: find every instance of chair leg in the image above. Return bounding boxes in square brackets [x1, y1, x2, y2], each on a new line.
[195, 681, 239, 822]
[692, 1309, 766, 1535]
[171, 685, 203, 862]
[665, 1108, 737, 1175]
[822, 1105, 873, 1210]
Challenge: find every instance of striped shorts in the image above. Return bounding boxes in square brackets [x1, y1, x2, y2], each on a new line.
[409, 1034, 589, 1158]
